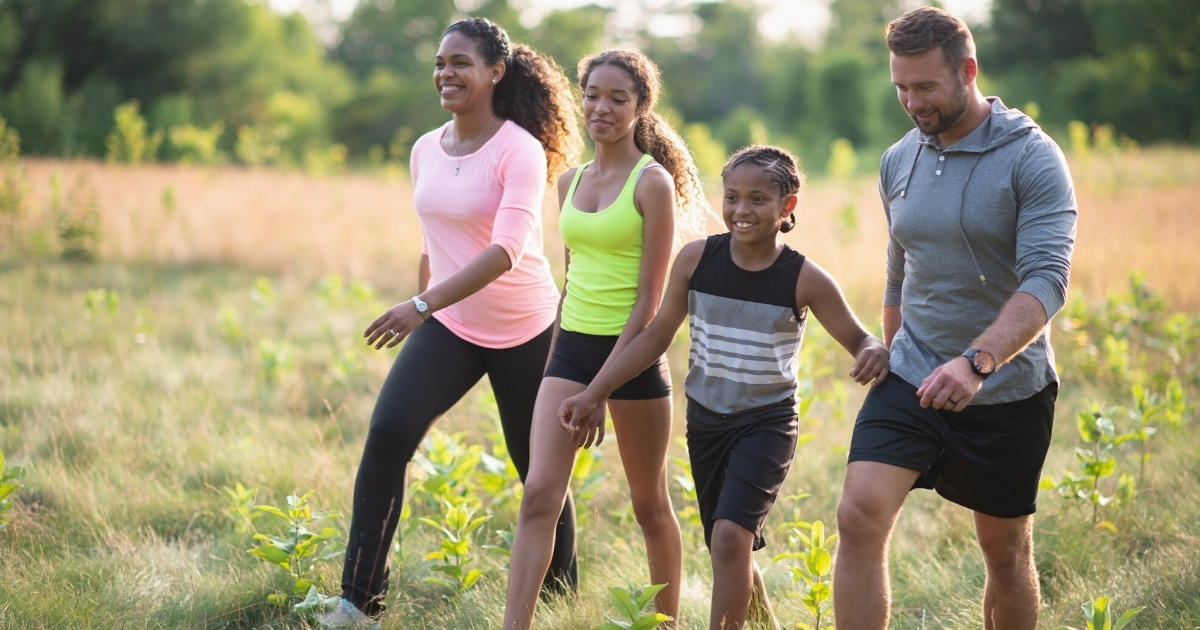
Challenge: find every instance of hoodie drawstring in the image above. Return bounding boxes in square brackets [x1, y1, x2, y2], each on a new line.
[899, 144, 922, 199]
[957, 152, 987, 284]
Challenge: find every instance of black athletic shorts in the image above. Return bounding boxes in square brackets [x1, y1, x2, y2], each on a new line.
[848, 375, 1057, 518]
[686, 397, 798, 551]
[543, 329, 671, 400]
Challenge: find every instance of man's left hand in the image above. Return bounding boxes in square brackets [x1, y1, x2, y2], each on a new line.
[916, 357, 983, 411]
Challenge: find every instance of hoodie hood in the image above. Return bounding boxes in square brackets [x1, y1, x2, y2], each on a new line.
[923, 97, 1039, 153]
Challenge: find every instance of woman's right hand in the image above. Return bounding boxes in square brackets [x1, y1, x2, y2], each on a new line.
[364, 299, 426, 350]
[559, 392, 606, 448]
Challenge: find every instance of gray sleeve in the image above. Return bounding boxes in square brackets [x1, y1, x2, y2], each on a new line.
[1012, 135, 1077, 320]
[882, 174, 905, 307]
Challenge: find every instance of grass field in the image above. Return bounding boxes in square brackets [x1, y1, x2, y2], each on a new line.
[1, 148, 1198, 628]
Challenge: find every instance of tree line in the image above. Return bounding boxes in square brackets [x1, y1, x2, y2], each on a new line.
[0, 0, 1195, 174]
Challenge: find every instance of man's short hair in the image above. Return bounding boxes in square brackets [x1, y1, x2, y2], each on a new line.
[885, 6, 975, 70]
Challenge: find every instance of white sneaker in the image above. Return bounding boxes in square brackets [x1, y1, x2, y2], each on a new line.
[312, 598, 381, 630]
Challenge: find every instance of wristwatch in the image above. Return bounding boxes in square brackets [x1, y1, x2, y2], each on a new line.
[962, 348, 996, 379]
[411, 296, 430, 322]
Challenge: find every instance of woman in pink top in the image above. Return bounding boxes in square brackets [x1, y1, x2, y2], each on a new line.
[318, 18, 582, 627]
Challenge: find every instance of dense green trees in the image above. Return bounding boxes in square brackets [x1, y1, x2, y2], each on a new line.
[0, 0, 1195, 168]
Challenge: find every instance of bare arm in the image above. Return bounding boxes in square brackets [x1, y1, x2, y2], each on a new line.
[559, 239, 704, 445]
[597, 166, 675, 373]
[882, 304, 901, 348]
[418, 254, 431, 293]
[915, 291, 1048, 411]
[365, 245, 512, 348]
[797, 260, 889, 386]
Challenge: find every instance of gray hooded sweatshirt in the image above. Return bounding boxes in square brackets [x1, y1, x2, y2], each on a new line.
[881, 97, 1077, 405]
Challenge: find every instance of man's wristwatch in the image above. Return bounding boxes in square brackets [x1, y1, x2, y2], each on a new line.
[411, 296, 430, 322]
[962, 348, 997, 379]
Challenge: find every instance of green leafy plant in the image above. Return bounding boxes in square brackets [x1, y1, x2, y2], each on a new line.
[221, 483, 262, 535]
[1041, 407, 1123, 524]
[257, 338, 291, 384]
[419, 501, 490, 597]
[247, 491, 345, 605]
[216, 307, 242, 343]
[572, 444, 609, 527]
[1052, 596, 1144, 630]
[84, 288, 119, 319]
[482, 523, 516, 572]
[412, 429, 483, 510]
[773, 519, 836, 629]
[1120, 381, 1186, 480]
[0, 449, 27, 531]
[593, 583, 673, 630]
[105, 100, 163, 165]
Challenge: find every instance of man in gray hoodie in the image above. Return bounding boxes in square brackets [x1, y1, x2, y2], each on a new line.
[833, 7, 1077, 630]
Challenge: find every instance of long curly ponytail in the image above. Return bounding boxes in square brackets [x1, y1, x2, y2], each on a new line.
[443, 18, 582, 181]
[577, 49, 712, 244]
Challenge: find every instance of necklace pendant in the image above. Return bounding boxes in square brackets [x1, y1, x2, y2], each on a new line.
[454, 165, 460, 176]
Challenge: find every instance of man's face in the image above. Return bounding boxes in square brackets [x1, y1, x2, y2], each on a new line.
[891, 47, 971, 138]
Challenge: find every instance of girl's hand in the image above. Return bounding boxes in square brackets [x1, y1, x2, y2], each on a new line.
[849, 336, 890, 385]
[559, 393, 607, 448]
[364, 299, 426, 350]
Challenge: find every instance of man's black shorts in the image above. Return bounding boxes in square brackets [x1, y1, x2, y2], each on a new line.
[686, 397, 798, 551]
[848, 376, 1057, 518]
[544, 329, 671, 400]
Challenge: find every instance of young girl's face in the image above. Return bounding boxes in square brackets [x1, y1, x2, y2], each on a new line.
[721, 164, 798, 244]
[582, 64, 640, 145]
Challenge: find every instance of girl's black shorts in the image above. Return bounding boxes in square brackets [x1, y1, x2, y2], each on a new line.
[685, 397, 799, 551]
[543, 329, 671, 400]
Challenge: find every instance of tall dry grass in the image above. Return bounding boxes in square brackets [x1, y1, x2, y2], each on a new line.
[20, 146, 1200, 312]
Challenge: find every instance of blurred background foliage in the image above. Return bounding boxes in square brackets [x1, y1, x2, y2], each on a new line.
[0, 0, 1196, 175]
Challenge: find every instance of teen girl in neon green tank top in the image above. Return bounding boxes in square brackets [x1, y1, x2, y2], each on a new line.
[503, 50, 709, 630]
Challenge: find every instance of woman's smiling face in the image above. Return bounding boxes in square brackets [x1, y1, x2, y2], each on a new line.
[433, 31, 503, 115]
[581, 63, 640, 145]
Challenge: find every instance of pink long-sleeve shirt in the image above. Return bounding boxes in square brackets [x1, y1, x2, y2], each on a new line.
[411, 120, 560, 348]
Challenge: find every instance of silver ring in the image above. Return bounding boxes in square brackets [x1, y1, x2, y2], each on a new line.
[387, 328, 397, 337]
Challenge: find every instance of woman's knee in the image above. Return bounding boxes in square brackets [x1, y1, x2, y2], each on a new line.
[629, 484, 675, 534]
[518, 480, 568, 523]
[362, 413, 426, 459]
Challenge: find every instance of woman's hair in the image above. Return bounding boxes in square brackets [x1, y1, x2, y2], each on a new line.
[443, 18, 582, 181]
[577, 49, 711, 244]
[720, 145, 807, 233]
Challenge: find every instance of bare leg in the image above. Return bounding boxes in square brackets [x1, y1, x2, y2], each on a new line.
[708, 519, 757, 630]
[503, 378, 585, 630]
[975, 513, 1038, 630]
[833, 461, 920, 630]
[610, 397, 682, 625]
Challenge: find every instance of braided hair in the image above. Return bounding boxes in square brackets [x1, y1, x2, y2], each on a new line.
[577, 49, 712, 245]
[443, 18, 582, 181]
[720, 145, 807, 233]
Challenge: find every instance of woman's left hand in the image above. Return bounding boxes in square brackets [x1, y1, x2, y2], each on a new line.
[364, 299, 426, 349]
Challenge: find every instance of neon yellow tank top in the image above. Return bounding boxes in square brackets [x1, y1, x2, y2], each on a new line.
[559, 154, 655, 335]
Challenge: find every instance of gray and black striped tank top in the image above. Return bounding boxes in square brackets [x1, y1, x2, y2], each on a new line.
[685, 233, 807, 417]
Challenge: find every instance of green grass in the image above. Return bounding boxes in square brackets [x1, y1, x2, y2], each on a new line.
[1, 261, 1197, 628]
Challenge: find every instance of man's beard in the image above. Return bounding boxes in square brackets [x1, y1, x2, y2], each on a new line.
[909, 79, 970, 137]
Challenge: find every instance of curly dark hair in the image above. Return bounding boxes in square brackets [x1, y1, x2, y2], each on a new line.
[443, 18, 582, 181]
[577, 49, 711, 243]
[720, 145, 807, 233]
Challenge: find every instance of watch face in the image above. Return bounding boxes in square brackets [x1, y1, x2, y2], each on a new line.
[973, 350, 996, 374]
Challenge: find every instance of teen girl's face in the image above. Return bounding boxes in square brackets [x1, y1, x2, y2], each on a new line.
[433, 32, 504, 115]
[582, 64, 640, 145]
[721, 164, 797, 245]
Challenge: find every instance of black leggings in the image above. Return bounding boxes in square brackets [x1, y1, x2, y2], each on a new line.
[341, 318, 577, 615]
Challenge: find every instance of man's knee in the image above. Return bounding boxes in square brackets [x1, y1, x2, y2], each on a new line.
[976, 515, 1034, 577]
[836, 490, 896, 547]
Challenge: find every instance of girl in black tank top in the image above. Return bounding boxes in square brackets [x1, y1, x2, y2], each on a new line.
[556, 145, 890, 628]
